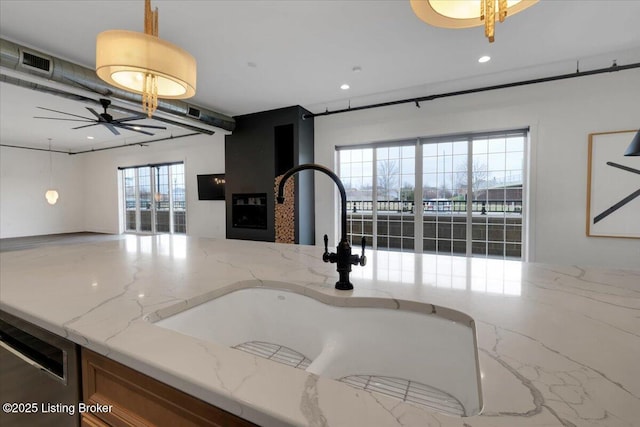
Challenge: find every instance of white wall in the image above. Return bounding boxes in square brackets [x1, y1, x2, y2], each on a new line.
[82, 132, 227, 238]
[0, 132, 226, 239]
[314, 70, 640, 270]
[0, 146, 84, 238]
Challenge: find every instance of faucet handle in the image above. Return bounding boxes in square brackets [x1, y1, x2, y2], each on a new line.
[322, 234, 330, 262]
[359, 237, 367, 266]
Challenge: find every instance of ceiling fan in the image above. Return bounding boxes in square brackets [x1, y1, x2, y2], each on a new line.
[34, 98, 167, 136]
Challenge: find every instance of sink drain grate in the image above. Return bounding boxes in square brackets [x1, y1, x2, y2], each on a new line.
[233, 341, 311, 370]
[340, 375, 465, 416]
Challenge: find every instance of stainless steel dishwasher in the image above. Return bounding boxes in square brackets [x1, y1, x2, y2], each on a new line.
[0, 310, 80, 427]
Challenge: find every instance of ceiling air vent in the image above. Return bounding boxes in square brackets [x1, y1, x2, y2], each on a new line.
[187, 106, 201, 119]
[19, 50, 52, 75]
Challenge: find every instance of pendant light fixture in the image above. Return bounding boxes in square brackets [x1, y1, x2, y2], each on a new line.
[45, 138, 59, 205]
[95, 0, 197, 117]
[410, 0, 539, 43]
[624, 130, 640, 156]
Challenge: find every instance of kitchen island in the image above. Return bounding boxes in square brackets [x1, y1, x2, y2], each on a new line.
[1, 234, 638, 426]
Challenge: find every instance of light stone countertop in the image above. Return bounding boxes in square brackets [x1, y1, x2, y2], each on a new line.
[1, 234, 638, 427]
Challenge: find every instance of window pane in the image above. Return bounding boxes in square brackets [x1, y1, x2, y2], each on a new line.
[401, 158, 415, 175]
[453, 140, 467, 155]
[423, 143, 438, 157]
[506, 152, 523, 171]
[488, 152, 506, 171]
[488, 138, 506, 153]
[506, 137, 524, 152]
[171, 164, 186, 234]
[155, 166, 170, 233]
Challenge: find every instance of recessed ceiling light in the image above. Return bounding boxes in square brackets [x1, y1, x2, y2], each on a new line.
[478, 55, 491, 63]
[340, 84, 350, 90]
[87, 136, 94, 140]
[133, 126, 142, 130]
[352, 66, 362, 73]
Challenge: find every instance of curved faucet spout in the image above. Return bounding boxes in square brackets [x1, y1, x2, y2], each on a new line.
[277, 163, 366, 291]
[277, 163, 347, 242]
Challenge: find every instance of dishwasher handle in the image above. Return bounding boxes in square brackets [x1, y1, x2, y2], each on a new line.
[0, 335, 67, 385]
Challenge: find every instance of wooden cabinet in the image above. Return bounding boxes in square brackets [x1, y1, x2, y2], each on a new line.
[81, 413, 109, 427]
[81, 349, 256, 427]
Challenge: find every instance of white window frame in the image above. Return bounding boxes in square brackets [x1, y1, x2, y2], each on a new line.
[337, 129, 528, 259]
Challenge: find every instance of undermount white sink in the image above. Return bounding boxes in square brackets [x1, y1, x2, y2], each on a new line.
[150, 281, 482, 417]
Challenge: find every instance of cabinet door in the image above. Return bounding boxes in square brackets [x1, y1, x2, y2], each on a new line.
[82, 349, 256, 427]
[82, 413, 109, 427]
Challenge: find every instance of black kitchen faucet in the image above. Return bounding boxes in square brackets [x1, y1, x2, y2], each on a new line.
[277, 163, 366, 290]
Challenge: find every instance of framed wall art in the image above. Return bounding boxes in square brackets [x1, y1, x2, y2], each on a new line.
[586, 130, 640, 238]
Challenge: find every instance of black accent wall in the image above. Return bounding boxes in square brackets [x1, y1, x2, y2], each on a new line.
[225, 106, 315, 244]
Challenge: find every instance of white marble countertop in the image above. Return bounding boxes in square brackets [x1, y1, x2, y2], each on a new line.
[1, 235, 638, 426]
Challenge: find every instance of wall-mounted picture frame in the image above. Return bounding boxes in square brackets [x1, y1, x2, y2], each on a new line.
[586, 130, 640, 238]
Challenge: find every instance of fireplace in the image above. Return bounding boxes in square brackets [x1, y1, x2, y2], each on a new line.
[232, 193, 268, 229]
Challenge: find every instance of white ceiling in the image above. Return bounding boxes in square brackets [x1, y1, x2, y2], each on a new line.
[1, 0, 640, 151]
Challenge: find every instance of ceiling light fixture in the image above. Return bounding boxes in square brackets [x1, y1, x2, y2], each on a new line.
[478, 55, 491, 63]
[340, 84, 350, 90]
[624, 130, 640, 156]
[95, 0, 196, 118]
[45, 138, 59, 205]
[410, 0, 538, 43]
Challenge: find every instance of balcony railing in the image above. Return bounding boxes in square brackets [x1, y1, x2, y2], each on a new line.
[346, 200, 522, 214]
[125, 200, 186, 210]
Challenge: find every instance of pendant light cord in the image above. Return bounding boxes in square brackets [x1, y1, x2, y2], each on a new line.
[48, 138, 53, 187]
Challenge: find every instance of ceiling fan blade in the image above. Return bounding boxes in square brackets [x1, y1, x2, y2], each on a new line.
[36, 106, 94, 121]
[104, 123, 121, 135]
[33, 116, 95, 123]
[116, 124, 155, 136]
[86, 107, 103, 121]
[113, 115, 147, 123]
[118, 123, 167, 130]
[72, 123, 100, 130]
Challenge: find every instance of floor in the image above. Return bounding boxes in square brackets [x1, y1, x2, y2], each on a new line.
[0, 232, 123, 252]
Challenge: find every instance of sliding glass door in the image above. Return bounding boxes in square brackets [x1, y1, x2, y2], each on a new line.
[121, 163, 186, 234]
[337, 129, 527, 259]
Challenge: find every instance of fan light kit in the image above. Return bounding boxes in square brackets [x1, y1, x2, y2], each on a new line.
[95, 0, 197, 117]
[410, 0, 539, 43]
